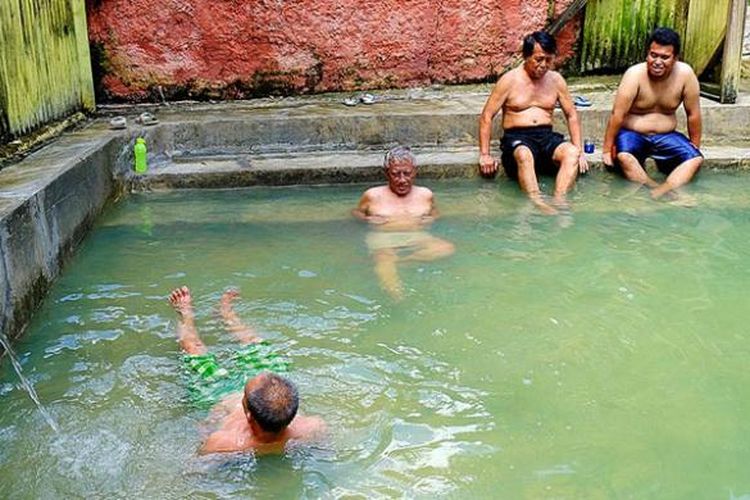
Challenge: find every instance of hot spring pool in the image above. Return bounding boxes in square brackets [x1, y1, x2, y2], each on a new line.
[1, 173, 749, 497]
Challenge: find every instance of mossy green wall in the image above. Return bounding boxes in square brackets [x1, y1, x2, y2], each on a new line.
[580, 0, 687, 72]
[0, 0, 94, 142]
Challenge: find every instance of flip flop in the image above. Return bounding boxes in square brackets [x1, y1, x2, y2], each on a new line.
[136, 112, 159, 126]
[360, 93, 376, 105]
[573, 95, 592, 107]
[109, 116, 127, 130]
[342, 97, 358, 106]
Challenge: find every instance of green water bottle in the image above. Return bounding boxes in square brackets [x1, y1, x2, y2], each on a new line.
[134, 137, 148, 174]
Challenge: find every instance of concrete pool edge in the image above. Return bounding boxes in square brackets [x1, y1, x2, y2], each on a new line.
[0, 129, 129, 343]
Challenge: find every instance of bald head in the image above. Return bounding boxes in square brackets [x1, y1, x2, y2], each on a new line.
[243, 373, 299, 433]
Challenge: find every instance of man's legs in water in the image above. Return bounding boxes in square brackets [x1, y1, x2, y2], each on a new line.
[616, 152, 659, 188]
[514, 146, 557, 215]
[219, 289, 260, 345]
[551, 142, 580, 203]
[650, 156, 703, 200]
[169, 286, 208, 355]
[400, 236, 455, 262]
[374, 248, 404, 301]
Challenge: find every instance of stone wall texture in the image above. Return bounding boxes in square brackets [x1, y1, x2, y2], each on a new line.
[86, 0, 581, 102]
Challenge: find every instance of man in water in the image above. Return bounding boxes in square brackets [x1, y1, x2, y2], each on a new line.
[602, 27, 703, 199]
[168, 286, 324, 454]
[478, 31, 587, 214]
[353, 146, 454, 300]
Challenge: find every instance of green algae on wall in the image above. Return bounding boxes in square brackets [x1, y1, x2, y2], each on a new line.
[0, 0, 94, 142]
[580, 0, 686, 72]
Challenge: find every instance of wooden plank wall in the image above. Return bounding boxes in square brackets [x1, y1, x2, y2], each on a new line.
[682, 0, 731, 75]
[0, 0, 94, 142]
[579, 0, 686, 72]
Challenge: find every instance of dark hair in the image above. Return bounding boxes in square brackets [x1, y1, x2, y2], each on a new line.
[522, 31, 557, 58]
[647, 27, 680, 56]
[244, 373, 299, 433]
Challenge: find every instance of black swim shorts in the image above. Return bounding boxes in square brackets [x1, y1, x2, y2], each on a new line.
[500, 125, 566, 179]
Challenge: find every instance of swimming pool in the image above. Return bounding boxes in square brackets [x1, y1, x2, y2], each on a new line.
[1, 174, 749, 497]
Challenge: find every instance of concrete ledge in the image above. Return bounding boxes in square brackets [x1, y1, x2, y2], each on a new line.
[0, 128, 127, 342]
[131, 145, 750, 190]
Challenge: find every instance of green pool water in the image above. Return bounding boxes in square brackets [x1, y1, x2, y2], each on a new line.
[1, 173, 750, 498]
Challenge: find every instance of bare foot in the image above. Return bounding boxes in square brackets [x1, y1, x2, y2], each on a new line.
[169, 286, 194, 319]
[168, 286, 206, 355]
[220, 289, 260, 344]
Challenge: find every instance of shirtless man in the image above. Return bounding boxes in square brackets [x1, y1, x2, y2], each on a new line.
[479, 31, 588, 214]
[353, 146, 454, 299]
[168, 286, 325, 455]
[602, 27, 702, 199]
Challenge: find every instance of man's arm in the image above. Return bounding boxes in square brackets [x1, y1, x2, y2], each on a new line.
[682, 68, 702, 148]
[422, 190, 439, 223]
[478, 76, 510, 176]
[602, 69, 639, 166]
[556, 74, 588, 173]
[351, 191, 372, 221]
[352, 190, 388, 224]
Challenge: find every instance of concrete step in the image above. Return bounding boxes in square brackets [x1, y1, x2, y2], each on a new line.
[97, 85, 750, 162]
[132, 145, 750, 190]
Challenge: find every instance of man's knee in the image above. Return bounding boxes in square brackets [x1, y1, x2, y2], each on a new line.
[513, 146, 534, 165]
[616, 152, 642, 168]
[557, 143, 579, 162]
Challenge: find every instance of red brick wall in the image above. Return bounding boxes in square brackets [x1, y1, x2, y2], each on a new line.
[86, 0, 581, 102]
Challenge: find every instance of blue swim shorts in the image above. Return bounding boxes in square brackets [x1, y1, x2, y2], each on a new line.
[615, 128, 702, 175]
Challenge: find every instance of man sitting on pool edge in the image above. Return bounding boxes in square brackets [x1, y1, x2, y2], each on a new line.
[352, 146, 455, 300]
[168, 286, 325, 455]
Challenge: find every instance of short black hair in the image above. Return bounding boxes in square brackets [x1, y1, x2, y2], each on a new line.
[522, 31, 557, 58]
[647, 27, 680, 56]
[244, 373, 299, 433]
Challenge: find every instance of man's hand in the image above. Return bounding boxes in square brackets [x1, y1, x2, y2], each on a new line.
[602, 150, 614, 168]
[578, 154, 589, 174]
[479, 153, 499, 177]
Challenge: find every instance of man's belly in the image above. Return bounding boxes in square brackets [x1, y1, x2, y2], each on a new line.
[622, 112, 678, 134]
[502, 107, 554, 129]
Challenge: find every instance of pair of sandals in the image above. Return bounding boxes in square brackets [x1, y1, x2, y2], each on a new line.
[109, 112, 159, 130]
[342, 93, 377, 107]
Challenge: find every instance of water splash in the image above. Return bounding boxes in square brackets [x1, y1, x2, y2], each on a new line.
[0, 333, 59, 433]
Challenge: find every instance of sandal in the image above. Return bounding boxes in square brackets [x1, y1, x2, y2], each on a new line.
[136, 112, 159, 126]
[109, 116, 127, 130]
[360, 93, 377, 105]
[573, 95, 592, 107]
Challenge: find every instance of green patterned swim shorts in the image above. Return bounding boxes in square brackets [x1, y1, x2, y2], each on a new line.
[182, 341, 290, 409]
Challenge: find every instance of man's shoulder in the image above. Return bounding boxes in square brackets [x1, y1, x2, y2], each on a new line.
[674, 61, 697, 78]
[497, 67, 521, 85]
[625, 62, 647, 77]
[412, 185, 434, 197]
[290, 414, 326, 439]
[364, 185, 388, 197]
